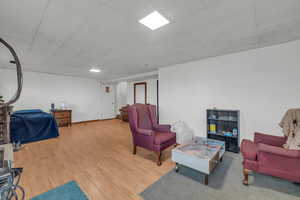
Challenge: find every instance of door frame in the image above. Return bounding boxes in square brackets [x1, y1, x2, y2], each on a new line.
[157, 80, 159, 123]
[134, 82, 147, 104]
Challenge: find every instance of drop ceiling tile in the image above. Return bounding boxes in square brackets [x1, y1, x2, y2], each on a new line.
[0, 0, 49, 44]
[30, 0, 103, 61]
[257, 18, 300, 47]
[1, 0, 300, 80]
[254, 0, 300, 46]
[254, 0, 300, 29]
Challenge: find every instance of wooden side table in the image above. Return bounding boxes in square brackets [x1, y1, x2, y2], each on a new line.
[119, 105, 129, 122]
[51, 110, 72, 127]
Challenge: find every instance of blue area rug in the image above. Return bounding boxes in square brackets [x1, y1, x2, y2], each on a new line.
[31, 181, 89, 200]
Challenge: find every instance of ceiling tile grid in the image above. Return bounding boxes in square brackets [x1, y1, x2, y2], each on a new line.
[1, 0, 300, 80]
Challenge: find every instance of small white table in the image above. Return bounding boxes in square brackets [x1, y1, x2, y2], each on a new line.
[172, 137, 225, 185]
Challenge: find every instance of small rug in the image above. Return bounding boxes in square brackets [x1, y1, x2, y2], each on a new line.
[141, 153, 300, 200]
[31, 181, 89, 200]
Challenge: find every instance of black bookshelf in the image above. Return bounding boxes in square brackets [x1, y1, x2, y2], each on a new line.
[207, 109, 240, 153]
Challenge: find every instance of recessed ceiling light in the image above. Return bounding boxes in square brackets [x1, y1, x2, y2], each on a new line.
[139, 11, 170, 30]
[89, 68, 101, 73]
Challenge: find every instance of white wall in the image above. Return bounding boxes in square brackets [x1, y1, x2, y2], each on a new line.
[159, 40, 300, 141]
[0, 69, 102, 122]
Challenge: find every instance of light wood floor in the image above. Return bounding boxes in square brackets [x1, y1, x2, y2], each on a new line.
[14, 119, 175, 200]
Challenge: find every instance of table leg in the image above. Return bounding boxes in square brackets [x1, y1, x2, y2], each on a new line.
[156, 152, 162, 166]
[204, 174, 208, 185]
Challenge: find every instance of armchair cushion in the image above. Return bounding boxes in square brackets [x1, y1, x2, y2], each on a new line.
[154, 132, 176, 145]
[137, 128, 154, 136]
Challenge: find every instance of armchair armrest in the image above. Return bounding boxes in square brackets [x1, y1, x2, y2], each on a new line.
[241, 139, 257, 160]
[258, 143, 300, 158]
[254, 132, 286, 147]
[153, 124, 171, 132]
[137, 128, 154, 136]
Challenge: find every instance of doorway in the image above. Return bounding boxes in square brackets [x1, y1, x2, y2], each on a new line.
[134, 82, 147, 104]
[101, 85, 115, 119]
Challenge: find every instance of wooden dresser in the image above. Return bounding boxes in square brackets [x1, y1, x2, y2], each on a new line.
[51, 110, 72, 127]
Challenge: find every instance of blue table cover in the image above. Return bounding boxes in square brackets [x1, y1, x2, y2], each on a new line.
[10, 109, 59, 144]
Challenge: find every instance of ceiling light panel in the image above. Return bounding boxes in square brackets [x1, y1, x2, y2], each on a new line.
[139, 11, 170, 30]
[89, 68, 101, 73]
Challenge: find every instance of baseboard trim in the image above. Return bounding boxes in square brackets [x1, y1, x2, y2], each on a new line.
[72, 118, 115, 125]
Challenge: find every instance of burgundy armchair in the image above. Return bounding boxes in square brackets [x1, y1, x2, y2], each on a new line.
[241, 132, 300, 185]
[128, 104, 176, 166]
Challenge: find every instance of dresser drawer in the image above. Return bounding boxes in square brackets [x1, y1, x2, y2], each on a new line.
[56, 118, 71, 127]
[54, 111, 71, 119]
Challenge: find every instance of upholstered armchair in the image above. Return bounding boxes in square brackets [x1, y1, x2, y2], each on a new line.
[128, 104, 176, 166]
[241, 132, 300, 185]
